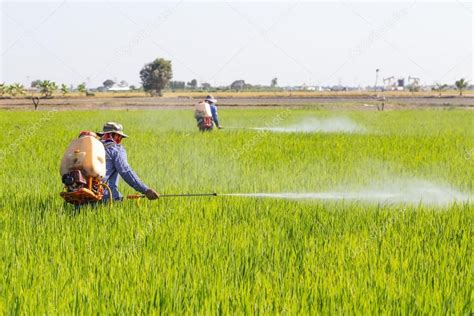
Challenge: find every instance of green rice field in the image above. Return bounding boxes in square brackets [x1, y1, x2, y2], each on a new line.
[0, 108, 473, 314]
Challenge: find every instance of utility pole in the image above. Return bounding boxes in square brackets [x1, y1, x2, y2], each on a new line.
[374, 69, 380, 92]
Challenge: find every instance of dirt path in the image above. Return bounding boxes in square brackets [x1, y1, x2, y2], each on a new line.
[1, 96, 473, 111]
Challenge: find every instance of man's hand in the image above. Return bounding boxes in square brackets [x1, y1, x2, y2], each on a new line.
[144, 188, 160, 200]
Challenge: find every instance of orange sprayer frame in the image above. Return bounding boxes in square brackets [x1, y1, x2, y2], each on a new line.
[60, 177, 111, 205]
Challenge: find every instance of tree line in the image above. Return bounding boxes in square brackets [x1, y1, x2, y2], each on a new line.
[0, 81, 87, 98]
[138, 58, 280, 95]
[0, 56, 470, 98]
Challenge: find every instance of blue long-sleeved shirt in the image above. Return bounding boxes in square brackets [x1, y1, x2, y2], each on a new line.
[210, 103, 220, 127]
[102, 139, 149, 201]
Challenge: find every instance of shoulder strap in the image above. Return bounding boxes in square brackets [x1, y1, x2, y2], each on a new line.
[103, 140, 115, 148]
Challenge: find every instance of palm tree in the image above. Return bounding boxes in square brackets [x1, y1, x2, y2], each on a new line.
[455, 78, 468, 96]
[433, 83, 447, 97]
[4, 83, 25, 97]
[11, 83, 25, 96]
[5, 85, 14, 96]
[60, 84, 69, 96]
[39, 80, 57, 98]
[39, 80, 51, 97]
[77, 82, 87, 95]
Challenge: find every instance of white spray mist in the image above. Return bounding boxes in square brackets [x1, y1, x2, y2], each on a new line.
[252, 117, 365, 133]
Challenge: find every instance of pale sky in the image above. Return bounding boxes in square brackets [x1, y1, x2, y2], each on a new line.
[1, 0, 472, 88]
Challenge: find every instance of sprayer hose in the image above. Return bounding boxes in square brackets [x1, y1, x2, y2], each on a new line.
[101, 182, 113, 205]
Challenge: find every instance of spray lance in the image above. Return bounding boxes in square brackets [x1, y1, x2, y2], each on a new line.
[127, 192, 218, 199]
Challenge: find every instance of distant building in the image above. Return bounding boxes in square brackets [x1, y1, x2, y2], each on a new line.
[107, 82, 130, 91]
[305, 86, 323, 91]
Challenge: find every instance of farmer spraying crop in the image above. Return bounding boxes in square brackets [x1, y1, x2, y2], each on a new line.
[59, 122, 216, 205]
[98, 122, 160, 202]
[194, 95, 222, 131]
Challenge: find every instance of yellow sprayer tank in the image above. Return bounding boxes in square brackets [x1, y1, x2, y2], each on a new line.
[60, 135, 106, 178]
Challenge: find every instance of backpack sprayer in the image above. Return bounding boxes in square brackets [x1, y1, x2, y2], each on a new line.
[60, 131, 111, 205]
[194, 101, 213, 131]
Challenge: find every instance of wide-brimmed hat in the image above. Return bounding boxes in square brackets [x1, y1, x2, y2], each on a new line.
[205, 95, 217, 103]
[97, 122, 128, 138]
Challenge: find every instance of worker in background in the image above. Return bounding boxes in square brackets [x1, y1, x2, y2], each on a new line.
[97, 122, 160, 201]
[194, 99, 213, 131]
[205, 95, 223, 129]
